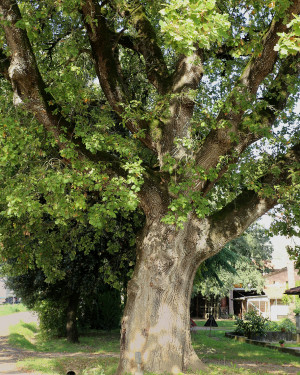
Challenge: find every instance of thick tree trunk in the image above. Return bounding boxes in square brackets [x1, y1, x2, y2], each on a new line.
[66, 296, 79, 343]
[117, 219, 207, 374]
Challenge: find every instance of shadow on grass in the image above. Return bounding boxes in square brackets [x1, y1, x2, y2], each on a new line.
[8, 332, 37, 351]
[21, 322, 39, 333]
[18, 356, 119, 375]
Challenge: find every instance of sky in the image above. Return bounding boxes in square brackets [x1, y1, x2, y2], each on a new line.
[259, 214, 300, 269]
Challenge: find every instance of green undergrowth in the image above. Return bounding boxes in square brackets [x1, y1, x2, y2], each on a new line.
[0, 303, 27, 316]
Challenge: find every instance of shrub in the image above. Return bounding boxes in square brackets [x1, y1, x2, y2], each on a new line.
[35, 300, 68, 338]
[234, 310, 268, 338]
[265, 320, 280, 332]
[278, 318, 296, 333]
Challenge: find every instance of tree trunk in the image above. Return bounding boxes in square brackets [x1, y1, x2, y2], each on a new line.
[66, 296, 79, 343]
[117, 219, 208, 374]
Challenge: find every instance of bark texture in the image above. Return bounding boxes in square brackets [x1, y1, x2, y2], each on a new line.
[117, 183, 278, 374]
[117, 220, 207, 374]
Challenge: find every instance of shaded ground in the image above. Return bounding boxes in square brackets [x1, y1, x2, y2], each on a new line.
[0, 314, 300, 374]
[0, 312, 41, 374]
[0, 312, 119, 374]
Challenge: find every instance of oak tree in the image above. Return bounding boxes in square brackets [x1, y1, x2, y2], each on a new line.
[0, 0, 299, 373]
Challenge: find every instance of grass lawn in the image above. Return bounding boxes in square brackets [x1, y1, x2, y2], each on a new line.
[9, 321, 120, 353]
[11, 322, 300, 375]
[0, 303, 27, 316]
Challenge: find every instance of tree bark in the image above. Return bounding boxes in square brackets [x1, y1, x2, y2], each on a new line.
[117, 219, 208, 374]
[66, 296, 79, 343]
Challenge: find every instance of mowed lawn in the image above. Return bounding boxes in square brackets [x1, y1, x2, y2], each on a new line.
[11, 320, 300, 375]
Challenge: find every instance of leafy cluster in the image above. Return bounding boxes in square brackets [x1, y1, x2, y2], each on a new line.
[275, 14, 300, 56]
[234, 310, 269, 338]
[159, 0, 230, 54]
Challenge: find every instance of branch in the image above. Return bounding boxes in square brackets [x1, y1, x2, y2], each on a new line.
[0, 48, 10, 80]
[0, 0, 124, 175]
[206, 143, 300, 252]
[111, 1, 170, 95]
[155, 50, 205, 164]
[200, 54, 300, 195]
[81, 0, 157, 152]
[241, 1, 300, 94]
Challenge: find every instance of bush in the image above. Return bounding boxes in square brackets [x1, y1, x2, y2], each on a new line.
[35, 300, 68, 338]
[234, 310, 268, 338]
[278, 318, 296, 333]
[265, 320, 280, 332]
[79, 289, 122, 331]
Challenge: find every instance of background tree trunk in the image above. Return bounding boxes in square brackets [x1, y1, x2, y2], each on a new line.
[117, 219, 207, 374]
[66, 296, 79, 343]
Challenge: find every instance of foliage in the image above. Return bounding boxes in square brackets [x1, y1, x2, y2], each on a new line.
[278, 318, 297, 333]
[35, 300, 70, 338]
[234, 310, 269, 338]
[159, 0, 231, 54]
[88, 290, 122, 331]
[275, 14, 300, 56]
[5, 242, 127, 338]
[265, 318, 296, 333]
[3, 215, 137, 339]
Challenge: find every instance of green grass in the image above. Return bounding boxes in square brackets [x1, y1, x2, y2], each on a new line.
[11, 322, 300, 375]
[192, 328, 300, 366]
[18, 356, 119, 375]
[9, 321, 39, 350]
[9, 321, 120, 353]
[0, 303, 27, 316]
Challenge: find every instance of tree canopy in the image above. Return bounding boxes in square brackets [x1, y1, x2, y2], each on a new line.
[0, 0, 299, 373]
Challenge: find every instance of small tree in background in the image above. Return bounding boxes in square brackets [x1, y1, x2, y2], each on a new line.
[194, 223, 273, 299]
[4, 218, 139, 342]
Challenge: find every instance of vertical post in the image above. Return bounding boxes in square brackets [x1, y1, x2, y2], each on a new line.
[229, 290, 234, 316]
[295, 315, 300, 344]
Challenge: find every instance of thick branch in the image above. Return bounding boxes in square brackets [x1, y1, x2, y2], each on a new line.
[156, 51, 205, 165]
[195, 1, 299, 174]
[114, 1, 171, 95]
[0, 0, 123, 174]
[81, 0, 156, 152]
[200, 54, 300, 195]
[207, 143, 300, 251]
[208, 189, 276, 252]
